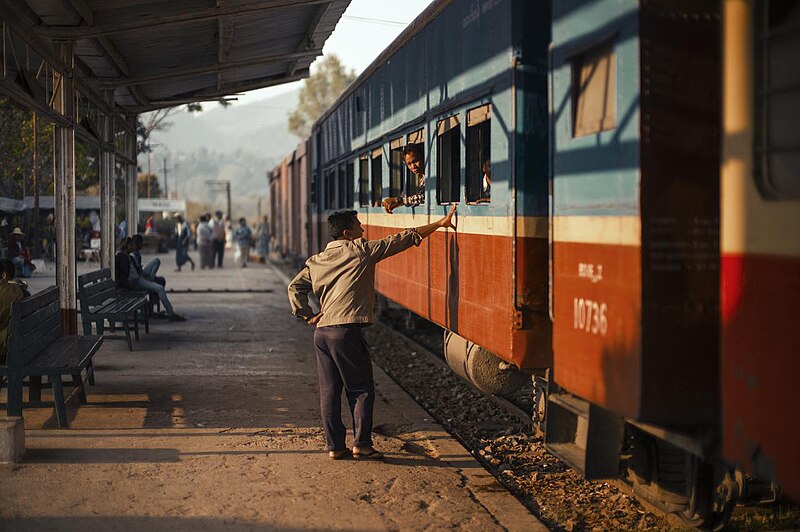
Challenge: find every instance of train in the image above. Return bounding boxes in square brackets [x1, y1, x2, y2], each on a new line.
[269, 0, 800, 528]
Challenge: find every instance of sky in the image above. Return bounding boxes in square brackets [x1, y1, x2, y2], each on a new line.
[235, 0, 434, 105]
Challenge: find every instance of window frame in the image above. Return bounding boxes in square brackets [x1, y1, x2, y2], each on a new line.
[436, 115, 461, 205]
[754, 0, 800, 200]
[389, 137, 405, 198]
[370, 146, 383, 207]
[465, 104, 492, 205]
[358, 154, 370, 207]
[571, 41, 617, 138]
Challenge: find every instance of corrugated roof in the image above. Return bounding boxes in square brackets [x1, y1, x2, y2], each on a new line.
[8, 0, 350, 112]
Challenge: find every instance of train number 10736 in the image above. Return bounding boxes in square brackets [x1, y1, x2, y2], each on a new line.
[573, 298, 608, 336]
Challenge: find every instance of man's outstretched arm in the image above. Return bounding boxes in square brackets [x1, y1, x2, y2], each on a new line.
[365, 205, 457, 262]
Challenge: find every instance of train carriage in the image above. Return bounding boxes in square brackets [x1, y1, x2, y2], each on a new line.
[270, 0, 800, 527]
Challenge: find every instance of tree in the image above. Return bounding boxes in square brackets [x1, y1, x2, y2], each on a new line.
[288, 55, 356, 138]
[137, 173, 163, 198]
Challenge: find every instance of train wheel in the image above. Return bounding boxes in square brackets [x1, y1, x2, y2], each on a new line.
[531, 369, 549, 433]
[679, 468, 738, 531]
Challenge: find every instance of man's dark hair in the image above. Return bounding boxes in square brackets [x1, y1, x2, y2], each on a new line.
[328, 210, 358, 240]
[402, 144, 422, 159]
[1, 258, 15, 280]
[118, 236, 131, 251]
[131, 234, 143, 245]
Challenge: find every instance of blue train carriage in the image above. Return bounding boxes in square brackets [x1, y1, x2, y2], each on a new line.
[308, 0, 552, 394]
[546, 0, 757, 527]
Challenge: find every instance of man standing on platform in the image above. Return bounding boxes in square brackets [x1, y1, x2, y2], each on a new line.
[211, 210, 227, 269]
[288, 205, 456, 461]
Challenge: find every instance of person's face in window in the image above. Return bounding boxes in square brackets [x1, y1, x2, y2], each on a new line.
[404, 152, 424, 177]
[482, 160, 491, 178]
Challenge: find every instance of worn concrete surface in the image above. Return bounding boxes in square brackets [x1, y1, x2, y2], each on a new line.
[1, 253, 545, 531]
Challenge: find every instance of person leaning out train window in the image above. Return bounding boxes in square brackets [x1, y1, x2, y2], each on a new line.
[382, 144, 425, 213]
[475, 159, 491, 204]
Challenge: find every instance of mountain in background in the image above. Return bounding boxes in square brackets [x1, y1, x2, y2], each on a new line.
[141, 89, 302, 220]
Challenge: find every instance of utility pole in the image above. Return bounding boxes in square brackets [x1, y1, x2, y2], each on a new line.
[163, 158, 168, 198]
[205, 179, 232, 219]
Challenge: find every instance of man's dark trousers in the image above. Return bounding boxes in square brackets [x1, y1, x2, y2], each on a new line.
[313, 324, 375, 451]
[212, 239, 225, 267]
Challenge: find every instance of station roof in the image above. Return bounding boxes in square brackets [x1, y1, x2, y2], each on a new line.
[6, 0, 350, 112]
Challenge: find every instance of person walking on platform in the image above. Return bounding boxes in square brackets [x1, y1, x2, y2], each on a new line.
[173, 214, 195, 272]
[233, 217, 253, 268]
[288, 205, 457, 461]
[197, 214, 214, 269]
[211, 210, 226, 268]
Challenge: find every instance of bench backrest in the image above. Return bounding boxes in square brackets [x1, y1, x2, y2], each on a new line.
[78, 268, 116, 307]
[7, 286, 61, 370]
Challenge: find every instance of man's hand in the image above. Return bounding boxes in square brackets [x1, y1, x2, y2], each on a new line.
[438, 204, 457, 230]
[382, 197, 401, 213]
[307, 313, 323, 326]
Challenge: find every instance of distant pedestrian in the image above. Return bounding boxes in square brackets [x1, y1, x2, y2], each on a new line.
[255, 215, 270, 259]
[288, 205, 457, 460]
[211, 210, 226, 268]
[233, 217, 253, 268]
[197, 214, 214, 269]
[173, 214, 195, 272]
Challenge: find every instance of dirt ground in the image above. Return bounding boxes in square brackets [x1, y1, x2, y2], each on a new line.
[1, 254, 543, 531]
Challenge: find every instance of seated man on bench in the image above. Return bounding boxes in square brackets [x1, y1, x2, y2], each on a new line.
[130, 234, 167, 314]
[126, 239, 186, 322]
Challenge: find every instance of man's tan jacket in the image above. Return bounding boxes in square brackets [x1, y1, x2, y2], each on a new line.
[288, 229, 421, 328]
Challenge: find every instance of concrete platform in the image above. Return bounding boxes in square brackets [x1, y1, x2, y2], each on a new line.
[1, 253, 545, 531]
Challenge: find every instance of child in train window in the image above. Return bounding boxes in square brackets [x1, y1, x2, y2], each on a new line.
[476, 159, 491, 203]
[382, 144, 425, 213]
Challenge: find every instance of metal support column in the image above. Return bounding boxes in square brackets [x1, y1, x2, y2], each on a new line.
[100, 91, 115, 269]
[53, 42, 77, 335]
[125, 114, 139, 235]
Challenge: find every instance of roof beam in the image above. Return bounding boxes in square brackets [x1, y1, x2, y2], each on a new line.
[64, 0, 94, 25]
[35, 0, 333, 39]
[216, 2, 234, 91]
[131, 70, 308, 113]
[288, 2, 331, 77]
[97, 49, 321, 88]
[95, 36, 150, 106]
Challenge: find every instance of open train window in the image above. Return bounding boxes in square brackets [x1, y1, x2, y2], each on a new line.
[755, 0, 800, 199]
[437, 116, 461, 204]
[390, 138, 405, 198]
[572, 42, 616, 137]
[406, 129, 425, 197]
[337, 162, 347, 209]
[359, 155, 370, 207]
[466, 104, 492, 204]
[324, 167, 335, 210]
[371, 147, 383, 207]
[346, 160, 355, 208]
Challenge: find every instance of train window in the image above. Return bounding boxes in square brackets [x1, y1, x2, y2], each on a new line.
[437, 115, 461, 204]
[466, 104, 492, 204]
[572, 42, 616, 137]
[346, 160, 355, 208]
[406, 129, 425, 197]
[371, 147, 383, 207]
[359, 155, 370, 207]
[390, 138, 405, 198]
[324, 167, 335, 210]
[756, 0, 800, 199]
[337, 163, 347, 209]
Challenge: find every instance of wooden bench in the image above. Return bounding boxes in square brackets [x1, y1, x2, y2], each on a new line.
[0, 286, 103, 427]
[78, 268, 149, 351]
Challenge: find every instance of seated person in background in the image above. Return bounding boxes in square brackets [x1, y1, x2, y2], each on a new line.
[127, 240, 184, 322]
[382, 144, 426, 213]
[131, 234, 163, 281]
[115, 237, 133, 290]
[7, 227, 35, 278]
[0, 259, 24, 363]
